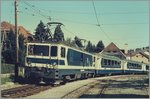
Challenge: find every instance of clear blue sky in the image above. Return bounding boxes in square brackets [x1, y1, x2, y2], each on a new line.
[1, 0, 149, 50]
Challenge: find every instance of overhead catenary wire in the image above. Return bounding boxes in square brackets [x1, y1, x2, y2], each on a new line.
[23, 1, 51, 21]
[92, 0, 111, 42]
[19, 1, 148, 26]
[24, 3, 148, 15]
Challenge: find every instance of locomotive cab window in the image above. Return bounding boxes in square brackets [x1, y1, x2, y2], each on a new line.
[51, 46, 57, 56]
[28, 45, 49, 56]
[61, 47, 66, 58]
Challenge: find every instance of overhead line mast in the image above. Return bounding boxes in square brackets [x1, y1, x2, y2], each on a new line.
[15, 0, 19, 80]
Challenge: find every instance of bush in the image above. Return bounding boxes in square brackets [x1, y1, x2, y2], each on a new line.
[1, 63, 15, 74]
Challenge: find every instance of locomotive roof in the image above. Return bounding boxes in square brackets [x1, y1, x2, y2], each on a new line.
[125, 59, 143, 64]
[27, 41, 96, 55]
[98, 53, 122, 60]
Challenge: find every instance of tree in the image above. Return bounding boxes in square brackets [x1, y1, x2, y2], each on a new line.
[2, 28, 16, 64]
[34, 20, 51, 41]
[63, 37, 72, 46]
[95, 40, 105, 53]
[85, 41, 96, 53]
[74, 36, 83, 47]
[86, 41, 93, 52]
[54, 24, 64, 42]
[18, 34, 26, 65]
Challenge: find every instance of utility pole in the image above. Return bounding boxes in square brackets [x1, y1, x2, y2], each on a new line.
[15, 0, 19, 80]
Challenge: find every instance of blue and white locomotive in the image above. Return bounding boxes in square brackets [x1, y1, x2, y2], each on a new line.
[18, 42, 149, 84]
[18, 42, 96, 84]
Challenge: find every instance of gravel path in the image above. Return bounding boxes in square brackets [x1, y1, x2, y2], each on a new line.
[27, 78, 96, 98]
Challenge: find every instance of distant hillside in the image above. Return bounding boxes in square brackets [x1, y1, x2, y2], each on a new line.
[1, 21, 33, 39]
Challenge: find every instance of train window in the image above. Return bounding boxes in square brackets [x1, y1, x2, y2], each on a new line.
[81, 53, 84, 61]
[93, 57, 95, 62]
[28, 45, 34, 55]
[104, 59, 107, 65]
[101, 59, 104, 65]
[61, 47, 66, 58]
[115, 61, 117, 65]
[108, 60, 111, 65]
[112, 61, 114, 65]
[146, 65, 149, 70]
[28, 45, 49, 56]
[51, 46, 57, 56]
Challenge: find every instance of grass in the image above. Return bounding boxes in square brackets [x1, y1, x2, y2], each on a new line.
[1, 63, 15, 74]
[1, 76, 14, 85]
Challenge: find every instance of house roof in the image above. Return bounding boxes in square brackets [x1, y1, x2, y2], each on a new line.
[1, 21, 33, 38]
[102, 42, 120, 52]
[100, 42, 126, 59]
[127, 51, 149, 59]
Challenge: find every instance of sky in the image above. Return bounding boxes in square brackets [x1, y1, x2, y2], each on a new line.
[1, 0, 149, 50]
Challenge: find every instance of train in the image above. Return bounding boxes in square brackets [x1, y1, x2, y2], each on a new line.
[17, 41, 149, 84]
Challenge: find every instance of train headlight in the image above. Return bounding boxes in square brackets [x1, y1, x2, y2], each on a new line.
[52, 62, 57, 66]
[52, 62, 57, 69]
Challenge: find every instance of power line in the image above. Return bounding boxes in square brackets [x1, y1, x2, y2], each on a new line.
[62, 26, 77, 37]
[92, 0, 111, 42]
[26, 4, 148, 15]
[20, 1, 148, 26]
[23, 1, 50, 21]
[92, 0, 100, 26]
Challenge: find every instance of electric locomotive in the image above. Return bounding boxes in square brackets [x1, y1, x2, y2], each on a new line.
[18, 41, 96, 84]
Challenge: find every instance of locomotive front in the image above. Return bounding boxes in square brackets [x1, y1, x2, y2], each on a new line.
[18, 42, 60, 84]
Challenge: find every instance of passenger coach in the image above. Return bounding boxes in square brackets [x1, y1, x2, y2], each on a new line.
[96, 53, 123, 75]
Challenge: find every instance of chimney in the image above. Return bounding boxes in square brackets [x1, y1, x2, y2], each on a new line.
[124, 43, 128, 54]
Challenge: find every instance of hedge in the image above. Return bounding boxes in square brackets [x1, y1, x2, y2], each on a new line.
[1, 63, 15, 74]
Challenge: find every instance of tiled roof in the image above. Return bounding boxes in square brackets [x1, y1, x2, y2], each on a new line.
[100, 42, 126, 59]
[127, 51, 149, 59]
[1, 21, 33, 38]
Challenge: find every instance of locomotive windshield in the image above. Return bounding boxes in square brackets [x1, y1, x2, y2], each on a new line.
[28, 45, 49, 56]
[51, 46, 57, 56]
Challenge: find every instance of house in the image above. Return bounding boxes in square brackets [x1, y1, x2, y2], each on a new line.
[126, 51, 149, 64]
[1, 21, 33, 42]
[100, 42, 126, 60]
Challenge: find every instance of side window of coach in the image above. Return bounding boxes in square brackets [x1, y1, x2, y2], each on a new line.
[61, 47, 66, 58]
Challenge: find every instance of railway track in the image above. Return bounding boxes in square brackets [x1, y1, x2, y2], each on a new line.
[1, 84, 52, 98]
[61, 81, 99, 98]
[1, 75, 147, 98]
[61, 79, 111, 98]
[61, 75, 137, 98]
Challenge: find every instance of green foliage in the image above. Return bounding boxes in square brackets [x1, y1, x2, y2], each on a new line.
[5, 28, 15, 50]
[63, 37, 76, 47]
[2, 28, 16, 64]
[1, 63, 15, 74]
[54, 24, 64, 42]
[18, 34, 26, 65]
[85, 41, 95, 52]
[95, 40, 105, 53]
[1, 77, 14, 85]
[2, 49, 16, 64]
[34, 20, 51, 41]
[74, 36, 83, 47]
[2, 28, 26, 65]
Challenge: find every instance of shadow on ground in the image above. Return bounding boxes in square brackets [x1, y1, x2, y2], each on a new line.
[79, 94, 149, 98]
[79, 77, 149, 98]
